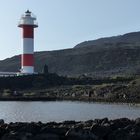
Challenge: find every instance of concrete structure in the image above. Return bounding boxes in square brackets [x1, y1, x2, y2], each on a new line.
[0, 72, 17, 77]
[18, 10, 38, 74]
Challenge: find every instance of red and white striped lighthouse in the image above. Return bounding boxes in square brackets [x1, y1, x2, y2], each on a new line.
[18, 10, 38, 74]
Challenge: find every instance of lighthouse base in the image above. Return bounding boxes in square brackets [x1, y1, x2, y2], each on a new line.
[21, 66, 34, 74]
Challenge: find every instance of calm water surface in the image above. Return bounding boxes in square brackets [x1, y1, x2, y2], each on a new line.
[0, 101, 140, 123]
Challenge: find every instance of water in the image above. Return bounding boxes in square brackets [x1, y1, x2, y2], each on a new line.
[0, 101, 140, 123]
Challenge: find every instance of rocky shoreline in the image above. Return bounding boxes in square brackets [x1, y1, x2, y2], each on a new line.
[0, 75, 140, 103]
[0, 84, 140, 103]
[0, 118, 140, 140]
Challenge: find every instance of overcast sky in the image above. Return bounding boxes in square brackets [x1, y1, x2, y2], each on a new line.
[0, 0, 140, 60]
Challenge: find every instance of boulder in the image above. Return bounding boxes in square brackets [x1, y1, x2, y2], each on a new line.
[0, 119, 4, 125]
[65, 128, 98, 140]
[110, 118, 132, 130]
[1, 132, 32, 140]
[108, 129, 130, 140]
[135, 118, 140, 125]
[40, 126, 67, 135]
[91, 124, 111, 138]
[33, 133, 60, 140]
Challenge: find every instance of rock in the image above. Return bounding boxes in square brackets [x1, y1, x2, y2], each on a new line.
[90, 122, 99, 130]
[129, 133, 140, 140]
[131, 125, 140, 133]
[18, 123, 41, 134]
[46, 121, 58, 126]
[7, 122, 23, 132]
[135, 118, 140, 125]
[0, 127, 8, 138]
[94, 119, 102, 124]
[91, 124, 111, 138]
[0, 119, 4, 125]
[108, 129, 130, 140]
[0, 118, 138, 140]
[101, 118, 109, 125]
[110, 118, 132, 130]
[63, 120, 76, 125]
[74, 122, 85, 129]
[1, 132, 32, 140]
[84, 120, 94, 128]
[65, 128, 98, 140]
[40, 126, 67, 135]
[34, 133, 60, 140]
[85, 120, 94, 124]
[123, 124, 133, 132]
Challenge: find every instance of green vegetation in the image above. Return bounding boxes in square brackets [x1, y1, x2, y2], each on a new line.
[0, 73, 134, 90]
[0, 73, 138, 103]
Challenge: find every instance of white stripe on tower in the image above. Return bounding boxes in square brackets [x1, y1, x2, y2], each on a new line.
[23, 38, 34, 54]
[18, 10, 38, 74]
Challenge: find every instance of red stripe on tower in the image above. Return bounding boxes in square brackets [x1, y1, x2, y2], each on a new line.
[23, 25, 34, 38]
[18, 10, 38, 74]
[22, 54, 34, 66]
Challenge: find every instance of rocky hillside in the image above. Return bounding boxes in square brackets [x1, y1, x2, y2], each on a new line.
[1, 31, 140, 76]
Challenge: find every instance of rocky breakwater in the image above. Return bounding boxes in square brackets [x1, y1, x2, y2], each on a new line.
[0, 118, 140, 139]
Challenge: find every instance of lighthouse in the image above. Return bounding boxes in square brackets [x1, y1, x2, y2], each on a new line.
[18, 10, 38, 74]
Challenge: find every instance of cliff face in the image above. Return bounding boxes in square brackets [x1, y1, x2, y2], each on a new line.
[1, 31, 140, 76]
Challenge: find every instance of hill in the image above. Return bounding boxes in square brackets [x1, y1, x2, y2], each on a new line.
[1, 31, 140, 77]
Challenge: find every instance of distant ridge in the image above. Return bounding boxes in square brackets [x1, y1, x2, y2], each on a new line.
[75, 31, 140, 48]
[1, 31, 140, 77]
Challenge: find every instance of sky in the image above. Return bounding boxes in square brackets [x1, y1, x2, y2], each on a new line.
[0, 0, 140, 60]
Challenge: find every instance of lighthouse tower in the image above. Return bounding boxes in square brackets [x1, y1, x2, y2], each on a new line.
[18, 10, 38, 74]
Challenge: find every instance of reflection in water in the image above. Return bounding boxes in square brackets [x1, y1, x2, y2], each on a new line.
[0, 101, 140, 123]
